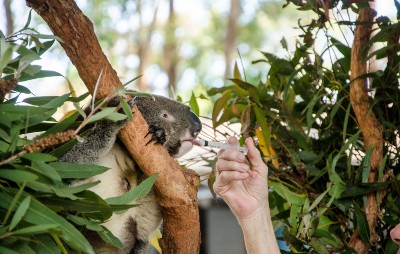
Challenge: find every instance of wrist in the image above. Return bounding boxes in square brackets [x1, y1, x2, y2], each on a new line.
[237, 202, 280, 254]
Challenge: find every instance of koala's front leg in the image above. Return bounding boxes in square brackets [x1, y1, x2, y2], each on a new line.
[145, 125, 166, 145]
[60, 97, 136, 164]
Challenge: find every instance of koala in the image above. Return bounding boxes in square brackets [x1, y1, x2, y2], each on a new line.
[60, 95, 202, 254]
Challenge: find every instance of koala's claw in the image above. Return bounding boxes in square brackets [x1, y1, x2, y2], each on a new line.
[127, 96, 138, 108]
[145, 125, 166, 145]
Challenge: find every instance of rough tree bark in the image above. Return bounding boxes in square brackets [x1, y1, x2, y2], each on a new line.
[348, 5, 382, 254]
[25, 0, 201, 253]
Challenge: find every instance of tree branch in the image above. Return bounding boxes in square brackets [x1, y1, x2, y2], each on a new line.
[25, 0, 201, 252]
[348, 5, 382, 253]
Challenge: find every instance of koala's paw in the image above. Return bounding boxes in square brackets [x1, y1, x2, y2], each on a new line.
[127, 96, 138, 108]
[107, 96, 121, 107]
[108, 96, 137, 110]
[145, 125, 166, 145]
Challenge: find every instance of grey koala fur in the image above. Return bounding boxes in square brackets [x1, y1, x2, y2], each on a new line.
[60, 95, 202, 254]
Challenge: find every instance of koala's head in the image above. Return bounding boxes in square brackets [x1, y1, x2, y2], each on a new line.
[136, 95, 202, 158]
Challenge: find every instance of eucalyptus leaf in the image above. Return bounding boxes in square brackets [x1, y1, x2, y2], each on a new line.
[0, 191, 95, 254]
[12, 224, 58, 235]
[119, 98, 133, 121]
[189, 92, 199, 116]
[50, 162, 109, 179]
[9, 195, 31, 230]
[0, 169, 38, 182]
[22, 153, 58, 162]
[106, 173, 158, 205]
[353, 202, 370, 244]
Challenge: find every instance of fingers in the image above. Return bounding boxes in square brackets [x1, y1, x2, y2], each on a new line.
[217, 170, 249, 185]
[216, 159, 250, 174]
[245, 137, 265, 168]
[218, 137, 246, 163]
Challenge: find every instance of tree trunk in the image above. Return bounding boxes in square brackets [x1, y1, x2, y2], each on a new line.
[348, 6, 382, 253]
[224, 0, 240, 79]
[163, 0, 178, 92]
[25, 0, 201, 252]
[3, 0, 14, 36]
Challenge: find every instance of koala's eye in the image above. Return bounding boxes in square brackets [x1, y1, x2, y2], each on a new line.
[160, 110, 176, 122]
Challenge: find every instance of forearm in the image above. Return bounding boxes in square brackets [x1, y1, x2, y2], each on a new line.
[237, 202, 280, 254]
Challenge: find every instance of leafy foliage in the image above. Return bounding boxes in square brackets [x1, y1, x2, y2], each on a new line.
[0, 24, 157, 253]
[208, 2, 400, 252]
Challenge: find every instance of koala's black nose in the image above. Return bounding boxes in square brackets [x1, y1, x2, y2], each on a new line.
[189, 111, 202, 137]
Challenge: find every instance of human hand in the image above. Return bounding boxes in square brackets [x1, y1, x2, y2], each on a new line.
[391, 223, 400, 246]
[213, 136, 269, 219]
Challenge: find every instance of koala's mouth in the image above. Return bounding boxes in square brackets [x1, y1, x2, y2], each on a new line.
[182, 138, 197, 146]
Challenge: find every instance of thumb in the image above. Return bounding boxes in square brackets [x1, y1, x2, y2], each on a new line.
[245, 137, 265, 167]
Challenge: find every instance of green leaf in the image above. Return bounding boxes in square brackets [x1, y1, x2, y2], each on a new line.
[52, 181, 100, 200]
[19, 53, 40, 66]
[340, 181, 391, 198]
[254, 105, 270, 147]
[19, 70, 63, 82]
[3, 184, 26, 226]
[361, 146, 372, 183]
[233, 60, 242, 79]
[229, 78, 260, 103]
[31, 234, 60, 254]
[342, 102, 352, 142]
[330, 37, 351, 59]
[0, 191, 95, 254]
[9, 195, 31, 230]
[32, 162, 62, 184]
[22, 10, 33, 30]
[67, 215, 103, 232]
[106, 173, 158, 205]
[122, 74, 143, 87]
[98, 227, 124, 249]
[280, 36, 288, 50]
[0, 43, 14, 72]
[104, 112, 127, 122]
[331, 131, 360, 171]
[353, 202, 370, 244]
[285, 86, 295, 115]
[73, 102, 87, 119]
[0, 246, 20, 254]
[13, 84, 31, 94]
[12, 224, 58, 235]
[31, 33, 64, 43]
[22, 152, 58, 162]
[212, 90, 231, 129]
[309, 238, 329, 254]
[49, 162, 109, 179]
[305, 184, 331, 213]
[269, 180, 307, 206]
[87, 107, 117, 124]
[0, 169, 38, 182]
[189, 92, 200, 116]
[40, 111, 79, 137]
[120, 98, 133, 121]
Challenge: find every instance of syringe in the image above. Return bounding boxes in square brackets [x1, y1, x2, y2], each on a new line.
[192, 139, 248, 154]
